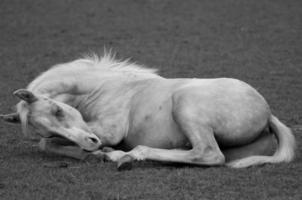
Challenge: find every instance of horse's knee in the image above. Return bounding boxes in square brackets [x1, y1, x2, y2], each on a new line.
[190, 147, 225, 165]
[129, 145, 149, 161]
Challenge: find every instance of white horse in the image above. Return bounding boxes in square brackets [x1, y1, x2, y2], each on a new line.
[1, 54, 296, 169]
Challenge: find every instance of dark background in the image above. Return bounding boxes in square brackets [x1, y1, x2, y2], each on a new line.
[0, 0, 301, 199]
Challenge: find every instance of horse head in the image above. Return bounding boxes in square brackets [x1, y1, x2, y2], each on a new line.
[0, 89, 101, 151]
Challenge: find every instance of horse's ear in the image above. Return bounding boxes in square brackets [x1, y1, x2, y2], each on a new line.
[13, 89, 37, 104]
[0, 113, 20, 123]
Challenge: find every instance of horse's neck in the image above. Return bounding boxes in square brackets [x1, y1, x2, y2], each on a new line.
[29, 69, 160, 118]
[29, 68, 158, 98]
[29, 73, 100, 98]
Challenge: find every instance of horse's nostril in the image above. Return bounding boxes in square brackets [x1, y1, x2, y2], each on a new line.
[88, 137, 99, 144]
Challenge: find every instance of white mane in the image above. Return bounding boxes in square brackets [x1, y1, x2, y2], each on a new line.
[28, 53, 159, 93]
[79, 53, 158, 74]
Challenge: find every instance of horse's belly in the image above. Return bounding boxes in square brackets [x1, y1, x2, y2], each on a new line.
[124, 120, 188, 149]
[125, 86, 189, 149]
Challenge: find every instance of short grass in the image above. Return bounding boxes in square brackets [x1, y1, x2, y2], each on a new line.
[0, 0, 301, 199]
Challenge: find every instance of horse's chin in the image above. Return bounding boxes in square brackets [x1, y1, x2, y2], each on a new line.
[46, 135, 78, 146]
[42, 131, 101, 151]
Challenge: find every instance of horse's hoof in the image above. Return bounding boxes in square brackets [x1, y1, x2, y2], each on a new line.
[103, 154, 113, 162]
[117, 155, 134, 171]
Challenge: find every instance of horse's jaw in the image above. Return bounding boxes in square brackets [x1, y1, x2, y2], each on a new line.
[48, 127, 102, 151]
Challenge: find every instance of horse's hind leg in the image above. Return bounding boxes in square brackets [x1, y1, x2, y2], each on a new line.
[171, 103, 226, 165]
[118, 141, 224, 167]
[115, 103, 226, 169]
[223, 130, 276, 162]
[171, 93, 226, 165]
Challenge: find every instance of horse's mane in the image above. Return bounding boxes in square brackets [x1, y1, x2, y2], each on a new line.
[79, 52, 158, 74]
[28, 52, 159, 93]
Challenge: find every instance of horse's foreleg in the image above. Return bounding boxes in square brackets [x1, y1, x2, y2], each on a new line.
[93, 138, 225, 170]
[92, 149, 127, 162]
[39, 138, 90, 160]
[93, 146, 221, 167]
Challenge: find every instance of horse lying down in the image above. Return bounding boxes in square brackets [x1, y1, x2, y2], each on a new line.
[1, 54, 296, 170]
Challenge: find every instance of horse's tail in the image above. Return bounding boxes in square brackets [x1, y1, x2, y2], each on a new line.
[227, 115, 296, 168]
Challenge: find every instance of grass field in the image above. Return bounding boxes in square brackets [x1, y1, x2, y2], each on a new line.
[0, 0, 301, 199]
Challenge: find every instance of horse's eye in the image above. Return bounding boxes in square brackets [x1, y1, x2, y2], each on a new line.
[54, 107, 64, 118]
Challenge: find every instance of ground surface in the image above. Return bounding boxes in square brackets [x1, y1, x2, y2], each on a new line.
[0, 0, 301, 199]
